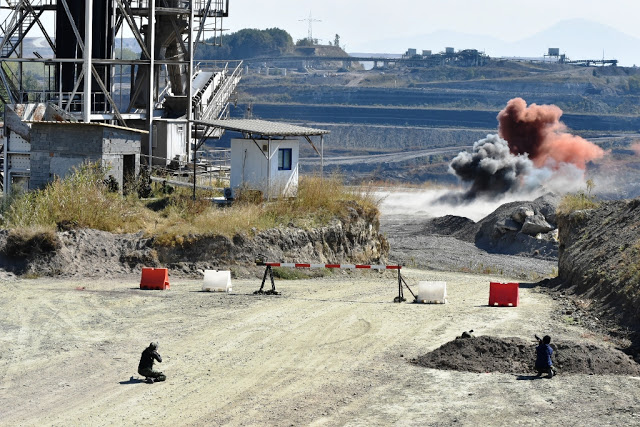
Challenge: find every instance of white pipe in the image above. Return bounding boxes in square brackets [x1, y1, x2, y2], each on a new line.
[187, 1, 194, 162]
[83, 0, 93, 122]
[147, 0, 155, 171]
[321, 134, 324, 179]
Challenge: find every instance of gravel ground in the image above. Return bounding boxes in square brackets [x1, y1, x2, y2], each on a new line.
[381, 214, 557, 280]
[2, 272, 640, 426]
[3, 198, 636, 426]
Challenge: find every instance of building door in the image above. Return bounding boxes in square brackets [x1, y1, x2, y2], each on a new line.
[123, 154, 136, 191]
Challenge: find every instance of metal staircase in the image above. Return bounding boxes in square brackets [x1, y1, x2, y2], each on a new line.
[0, 0, 44, 58]
[0, 0, 53, 103]
[197, 61, 242, 122]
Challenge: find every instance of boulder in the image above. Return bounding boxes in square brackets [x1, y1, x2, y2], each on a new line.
[495, 218, 521, 233]
[521, 214, 555, 236]
[511, 206, 534, 223]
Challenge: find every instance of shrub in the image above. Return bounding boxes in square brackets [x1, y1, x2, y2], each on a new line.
[1, 166, 381, 241]
[1, 162, 152, 233]
[557, 191, 600, 215]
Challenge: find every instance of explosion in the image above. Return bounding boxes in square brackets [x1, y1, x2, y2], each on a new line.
[447, 98, 605, 200]
[448, 134, 532, 199]
[498, 97, 604, 169]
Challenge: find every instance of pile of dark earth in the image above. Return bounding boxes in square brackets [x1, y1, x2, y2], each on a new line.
[411, 335, 640, 376]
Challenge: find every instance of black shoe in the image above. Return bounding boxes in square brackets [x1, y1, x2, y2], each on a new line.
[145, 377, 154, 384]
[546, 370, 554, 379]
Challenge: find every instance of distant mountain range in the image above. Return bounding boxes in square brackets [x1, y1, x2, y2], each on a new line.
[349, 19, 640, 67]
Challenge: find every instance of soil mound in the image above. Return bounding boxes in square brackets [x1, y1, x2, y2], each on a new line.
[0, 205, 387, 278]
[412, 335, 640, 376]
[421, 215, 476, 241]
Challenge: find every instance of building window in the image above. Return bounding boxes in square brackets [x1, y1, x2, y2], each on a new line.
[278, 148, 292, 170]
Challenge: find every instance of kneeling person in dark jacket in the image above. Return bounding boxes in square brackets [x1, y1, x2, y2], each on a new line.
[535, 335, 556, 378]
[138, 342, 166, 383]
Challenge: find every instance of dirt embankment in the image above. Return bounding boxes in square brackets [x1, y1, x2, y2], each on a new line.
[0, 203, 388, 278]
[556, 197, 640, 346]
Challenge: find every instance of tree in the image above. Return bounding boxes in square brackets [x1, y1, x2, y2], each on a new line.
[334, 34, 340, 48]
[295, 38, 314, 47]
[196, 28, 294, 60]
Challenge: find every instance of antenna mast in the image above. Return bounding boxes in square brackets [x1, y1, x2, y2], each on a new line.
[299, 11, 321, 43]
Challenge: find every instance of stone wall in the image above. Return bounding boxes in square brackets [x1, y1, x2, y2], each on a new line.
[29, 123, 141, 190]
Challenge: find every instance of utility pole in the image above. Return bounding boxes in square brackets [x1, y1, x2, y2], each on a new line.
[299, 11, 321, 43]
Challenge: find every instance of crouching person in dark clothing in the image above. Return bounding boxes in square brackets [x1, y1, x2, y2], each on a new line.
[535, 335, 556, 378]
[138, 342, 166, 383]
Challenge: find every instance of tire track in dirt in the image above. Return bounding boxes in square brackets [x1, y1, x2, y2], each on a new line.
[3, 275, 640, 426]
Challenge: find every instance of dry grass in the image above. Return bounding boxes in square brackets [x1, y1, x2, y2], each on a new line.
[2, 163, 154, 233]
[1, 166, 379, 245]
[154, 174, 380, 245]
[3, 226, 60, 257]
[557, 191, 600, 215]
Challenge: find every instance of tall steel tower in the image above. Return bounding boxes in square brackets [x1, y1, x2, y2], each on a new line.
[0, 0, 242, 193]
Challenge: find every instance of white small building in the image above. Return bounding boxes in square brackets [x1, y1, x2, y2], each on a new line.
[194, 119, 329, 199]
[230, 138, 299, 198]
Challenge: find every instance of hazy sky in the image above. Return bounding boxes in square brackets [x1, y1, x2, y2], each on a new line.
[225, 0, 640, 51]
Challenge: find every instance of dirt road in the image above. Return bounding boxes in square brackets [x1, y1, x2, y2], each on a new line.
[1, 270, 639, 426]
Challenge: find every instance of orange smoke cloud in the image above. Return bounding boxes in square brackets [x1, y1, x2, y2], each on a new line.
[497, 97, 604, 169]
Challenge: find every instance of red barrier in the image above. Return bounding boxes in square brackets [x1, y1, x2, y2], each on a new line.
[489, 282, 519, 307]
[140, 268, 170, 290]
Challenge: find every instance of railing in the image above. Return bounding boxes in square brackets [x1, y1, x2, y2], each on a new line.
[128, 0, 227, 15]
[195, 60, 242, 122]
[4, 0, 56, 6]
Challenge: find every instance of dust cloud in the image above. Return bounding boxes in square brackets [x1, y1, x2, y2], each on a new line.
[376, 187, 548, 222]
[447, 134, 533, 200]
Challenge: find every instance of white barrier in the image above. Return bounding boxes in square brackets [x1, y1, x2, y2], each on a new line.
[203, 270, 232, 292]
[417, 281, 447, 304]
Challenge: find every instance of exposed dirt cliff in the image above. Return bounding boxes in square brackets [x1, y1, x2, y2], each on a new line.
[0, 203, 388, 278]
[556, 197, 640, 340]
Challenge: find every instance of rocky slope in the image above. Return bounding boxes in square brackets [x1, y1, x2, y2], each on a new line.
[422, 193, 561, 260]
[0, 203, 388, 278]
[556, 197, 640, 336]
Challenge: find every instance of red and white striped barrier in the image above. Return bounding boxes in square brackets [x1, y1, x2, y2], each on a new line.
[263, 262, 401, 270]
[256, 261, 413, 302]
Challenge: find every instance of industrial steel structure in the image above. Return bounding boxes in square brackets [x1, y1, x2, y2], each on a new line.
[0, 0, 243, 194]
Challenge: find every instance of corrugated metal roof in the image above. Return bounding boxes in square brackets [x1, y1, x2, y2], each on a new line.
[194, 119, 329, 137]
[26, 121, 149, 134]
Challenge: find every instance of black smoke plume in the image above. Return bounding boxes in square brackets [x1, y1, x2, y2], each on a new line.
[448, 134, 533, 200]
